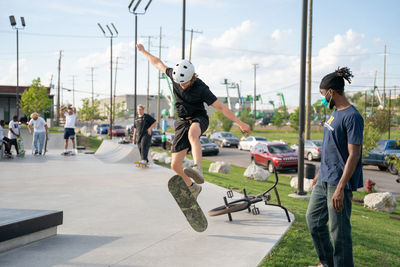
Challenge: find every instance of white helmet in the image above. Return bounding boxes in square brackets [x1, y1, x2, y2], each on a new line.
[172, 59, 195, 84]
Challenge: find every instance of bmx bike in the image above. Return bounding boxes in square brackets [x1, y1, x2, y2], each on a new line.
[208, 167, 291, 222]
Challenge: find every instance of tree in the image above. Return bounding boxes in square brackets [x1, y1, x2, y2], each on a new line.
[272, 106, 289, 128]
[289, 107, 299, 131]
[104, 101, 129, 121]
[362, 118, 382, 158]
[78, 98, 101, 124]
[239, 107, 255, 131]
[215, 110, 233, 132]
[373, 108, 390, 134]
[20, 78, 52, 116]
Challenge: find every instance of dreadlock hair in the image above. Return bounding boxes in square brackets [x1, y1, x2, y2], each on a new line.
[319, 67, 353, 95]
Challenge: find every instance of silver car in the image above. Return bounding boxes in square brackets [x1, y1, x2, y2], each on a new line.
[292, 140, 322, 161]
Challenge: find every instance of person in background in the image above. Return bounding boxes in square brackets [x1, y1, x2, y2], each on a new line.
[0, 120, 12, 157]
[28, 113, 48, 155]
[61, 105, 77, 155]
[132, 105, 157, 165]
[8, 115, 20, 156]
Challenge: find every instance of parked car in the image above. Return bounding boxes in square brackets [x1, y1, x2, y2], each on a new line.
[200, 136, 219, 156]
[97, 123, 110, 134]
[151, 130, 162, 146]
[165, 133, 175, 151]
[251, 142, 298, 173]
[210, 132, 240, 148]
[238, 136, 269, 151]
[108, 125, 126, 137]
[292, 140, 322, 161]
[363, 139, 400, 174]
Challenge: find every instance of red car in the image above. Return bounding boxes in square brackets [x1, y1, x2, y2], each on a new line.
[108, 125, 126, 136]
[251, 142, 298, 173]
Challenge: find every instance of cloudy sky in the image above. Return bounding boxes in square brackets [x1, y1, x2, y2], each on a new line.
[1, 0, 399, 109]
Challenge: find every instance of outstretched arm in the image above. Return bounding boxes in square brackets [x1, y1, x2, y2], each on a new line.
[137, 44, 168, 74]
[211, 100, 251, 134]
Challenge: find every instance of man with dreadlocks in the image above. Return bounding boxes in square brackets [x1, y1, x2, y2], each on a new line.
[306, 67, 364, 267]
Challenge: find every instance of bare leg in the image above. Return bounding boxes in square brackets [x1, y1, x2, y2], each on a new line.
[171, 148, 193, 187]
[71, 138, 76, 149]
[188, 122, 202, 165]
[64, 139, 68, 150]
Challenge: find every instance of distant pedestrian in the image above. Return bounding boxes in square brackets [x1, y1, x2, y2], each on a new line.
[61, 105, 77, 155]
[306, 67, 363, 267]
[132, 105, 157, 164]
[0, 120, 12, 157]
[8, 115, 20, 155]
[28, 113, 49, 155]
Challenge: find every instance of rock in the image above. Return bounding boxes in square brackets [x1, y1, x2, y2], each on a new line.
[244, 164, 270, 181]
[290, 177, 314, 192]
[364, 192, 397, 213]
[165, 156, 172, 164]
[182, 157, 194, 168]
[209, 161, 230, 174]
[153, 152, 168, 163]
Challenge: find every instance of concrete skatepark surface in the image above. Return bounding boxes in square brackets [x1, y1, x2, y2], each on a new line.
[0, 130, 294, 267]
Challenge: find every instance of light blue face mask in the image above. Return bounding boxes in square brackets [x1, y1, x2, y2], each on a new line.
[320, 90, 331, 107]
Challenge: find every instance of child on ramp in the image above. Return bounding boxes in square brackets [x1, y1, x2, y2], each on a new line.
[137, 43, 251, 199]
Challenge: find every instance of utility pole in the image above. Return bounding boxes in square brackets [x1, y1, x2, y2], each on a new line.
[71, 75, 76, 107]
[186, 28, 203, 61]
[155, 27, 168, 128]
[91, 67, 95, 106]
[383, 44, 387, 108]
[142, 35, 156, 110]
[388, 89, 391, 139]
[114, 56, 119, 124]
[56, 50, 63, 126]
[372, 71, 377, 113]
[221, 79, 232, 110]
[253, 64, 258, 123]
[305, 0, 313, 140]
[182, 0, 186, 59]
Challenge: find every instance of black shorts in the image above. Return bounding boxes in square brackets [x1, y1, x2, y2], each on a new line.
[9, 138, 17, 147]
[64, 128, 75, 139]
[171, 116, 209, 153]
[1, 137, 10, 143]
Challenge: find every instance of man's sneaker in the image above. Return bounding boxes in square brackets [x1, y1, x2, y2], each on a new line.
[184, 164, 204, 184]
[71, 150, 76, 155]
[189, 183, 202, 199]
[34, 151, 39, 155]
[139, 160, 147, 164]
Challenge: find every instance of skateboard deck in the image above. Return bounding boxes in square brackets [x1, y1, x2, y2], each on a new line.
[17, 137, 25, 157]
[61, 151, 73, 156]
[168, 175, 208, 232]
[134, 161, 149, 168]
[43, 135, 48, 155]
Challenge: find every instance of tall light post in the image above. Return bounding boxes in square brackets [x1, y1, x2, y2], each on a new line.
[9, 15, 26, 119]
[128, 0, 153, 119]
[98, 22, 118, 140]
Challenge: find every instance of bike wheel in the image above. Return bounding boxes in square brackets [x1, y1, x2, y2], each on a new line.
[208, 201, 249, 216]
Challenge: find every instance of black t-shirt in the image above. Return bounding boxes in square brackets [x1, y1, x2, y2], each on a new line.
[166, 68, 217, 118]
[134, 113, 156, 141]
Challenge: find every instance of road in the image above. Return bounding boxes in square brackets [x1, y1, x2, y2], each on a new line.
[204, 147, 400, 199]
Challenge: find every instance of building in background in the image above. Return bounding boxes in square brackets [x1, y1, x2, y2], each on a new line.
[0, 85, 54, 123]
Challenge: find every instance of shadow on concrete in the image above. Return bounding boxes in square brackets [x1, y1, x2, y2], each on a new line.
[0, 234, 120, 267]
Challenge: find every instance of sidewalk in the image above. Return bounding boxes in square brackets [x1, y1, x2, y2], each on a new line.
[0, 140, 293, 267]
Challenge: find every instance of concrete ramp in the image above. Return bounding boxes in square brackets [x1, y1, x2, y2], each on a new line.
[95, 140, 141, 164]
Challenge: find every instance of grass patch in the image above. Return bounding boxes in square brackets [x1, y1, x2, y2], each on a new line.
[76, 134, 102, 152]
[152, 147, 400, 266]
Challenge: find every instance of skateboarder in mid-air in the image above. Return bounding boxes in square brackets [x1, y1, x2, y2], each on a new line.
[61, 105, 77, 155]
[132, 104, 157, 165]
[137, 43, 251, 198]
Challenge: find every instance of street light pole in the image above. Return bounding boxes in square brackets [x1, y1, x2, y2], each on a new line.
[98, 22, 118, 140]
[297, 0, 309, 196]
[9, 15, 26, 120]
[128, 0, 153, 120]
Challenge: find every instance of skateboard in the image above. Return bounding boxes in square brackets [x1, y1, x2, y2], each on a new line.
[17, 137, 25, 157]
[135, 161, 149, 168]
[168, 175, 208, 232]
[61, 151, 73, 156]
[43, 135, 48, 155]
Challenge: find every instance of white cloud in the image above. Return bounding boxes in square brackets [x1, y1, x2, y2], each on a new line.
[48, 3, 115, 17]
[271, 29, 293, 40]
[160, 0, 227, 8]
[0, 59, 29, 85]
